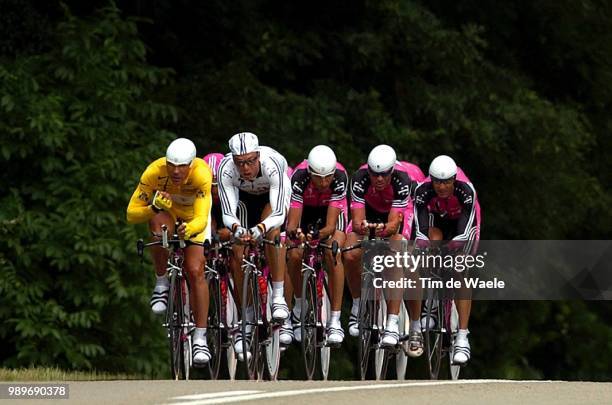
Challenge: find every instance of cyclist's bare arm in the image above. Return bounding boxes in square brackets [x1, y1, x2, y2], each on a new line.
[286, 206, 303, 235]
[350, 207, 367, 235]
[320, 205, 341, 240]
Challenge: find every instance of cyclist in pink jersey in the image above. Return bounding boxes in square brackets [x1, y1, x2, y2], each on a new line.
[414, 155, 481, 365]
[285, 145, 348, 345]
[343, 145, 424, 357]
[203, 153, 232, 242]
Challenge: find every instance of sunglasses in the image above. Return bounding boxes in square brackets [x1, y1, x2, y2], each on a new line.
[233, 154, 259, 167]
[431, 176, 456, 185]
[368, 167, 394, 178]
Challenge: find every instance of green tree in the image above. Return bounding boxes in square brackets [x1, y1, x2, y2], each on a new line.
[0, 3, 176, 375]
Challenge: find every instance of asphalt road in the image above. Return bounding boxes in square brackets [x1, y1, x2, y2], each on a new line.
[5, 380, 612, 405]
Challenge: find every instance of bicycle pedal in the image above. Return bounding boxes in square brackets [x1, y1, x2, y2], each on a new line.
[192, 361, 209, 368]
[326, 342, 342, 349]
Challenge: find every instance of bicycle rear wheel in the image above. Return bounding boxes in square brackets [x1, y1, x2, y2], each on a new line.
[300, 269, 318, 380]
[167, 270, 185, 380]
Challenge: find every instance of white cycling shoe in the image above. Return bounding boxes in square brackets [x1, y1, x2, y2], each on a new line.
[279, 317, 294, 345]
[271, 296, 290, 321]
[192, 339, 211, 364]
[234, 329, 253, 362]
[326, 324, 345, 345]
[348, 313, 359, 337]
[381, 327, 400, 347]
[453, 334, 471, 365]
[150, 285, 168, 315]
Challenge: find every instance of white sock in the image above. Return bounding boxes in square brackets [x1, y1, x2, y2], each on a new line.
[155, 274, 169, 290]
[351, 298, 361, 316]
[386, 314, 399, 331]
[293, 298, 301, 317]
[410, 320, 421, 332]
[194, 327, 207, 343]
[272, 281, 284, 298]
[457, 329, 469, 339]
[329, 311, 341, 327]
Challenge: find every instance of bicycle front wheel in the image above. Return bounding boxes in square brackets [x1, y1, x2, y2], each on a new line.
[167, 270, 185, 380]
[357, 282, 374, 380]
[241, 269, 260, 380]
[424, 298, 443, 379]
[207, 277, 222, 379]
[300, 269, 318, 380]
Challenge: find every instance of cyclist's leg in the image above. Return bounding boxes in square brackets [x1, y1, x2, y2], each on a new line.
[325, 229, 346, 343]
[148, 212, 175, 314]
[382, 233, 404, 346]
[342, 230, 363, 336]
[260, 204, 289, 320]
[184, 241, 211, 363]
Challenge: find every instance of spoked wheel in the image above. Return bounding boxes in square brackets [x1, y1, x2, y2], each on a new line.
[357, 288, 373, 380]
[167, 271, 185, 380]
[319, 278, 331, 381]
[447, 300, 461, 380]
[224, 277, 238, 380]
[395, 301, 410, 381]
[301, 270, 318, 380]
[241, 269, 260, 380]
[424, 298, 443, 379]
[207, 277, 223, 379]
[263, 281, 281, 381]
[374, 297, 388, 381]
[182, 278, 192, 381]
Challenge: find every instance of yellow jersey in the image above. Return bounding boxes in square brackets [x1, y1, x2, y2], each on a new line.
[127, 157, 212, 241]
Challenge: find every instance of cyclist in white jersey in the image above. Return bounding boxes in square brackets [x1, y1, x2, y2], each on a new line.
[217, 132, 291, 360]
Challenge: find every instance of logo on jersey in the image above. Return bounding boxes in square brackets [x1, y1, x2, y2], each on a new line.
[398, 184, 411, 196]
[138, 191, 149, 202]
[353, 182, 365, 193]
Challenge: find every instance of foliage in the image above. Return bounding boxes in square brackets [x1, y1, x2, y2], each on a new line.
[0, 2, 175, 376]
[1, 0, 611, 380]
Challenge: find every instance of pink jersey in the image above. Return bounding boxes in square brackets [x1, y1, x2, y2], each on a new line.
[349, 162, 420, 238]
[415, 167, 481, 243]
[203, 153, 224, 182]
[290, 160, 348, 210]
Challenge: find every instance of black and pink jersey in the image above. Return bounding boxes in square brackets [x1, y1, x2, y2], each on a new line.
[414, 167, 481, 244]
[349, 162, 422, 238]
[290, 160, 348, 211]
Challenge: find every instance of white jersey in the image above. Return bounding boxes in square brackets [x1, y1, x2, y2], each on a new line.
[218, 146, 291, 231]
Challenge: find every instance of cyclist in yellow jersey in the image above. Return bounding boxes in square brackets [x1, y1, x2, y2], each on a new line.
[127, 138, 213, 364]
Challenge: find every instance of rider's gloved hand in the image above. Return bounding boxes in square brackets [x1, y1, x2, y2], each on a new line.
[249, 223, 266, 243]
[233, 225, 248, 240]
[152, 191, 173, 211]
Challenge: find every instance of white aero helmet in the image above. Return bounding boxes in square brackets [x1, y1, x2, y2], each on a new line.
[166, 138, 197, 165]
[367, 144, 396, 174]
[229, 132, 259, 155]
[429, 155, 457, 180]
[307, 145, 337, 177]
